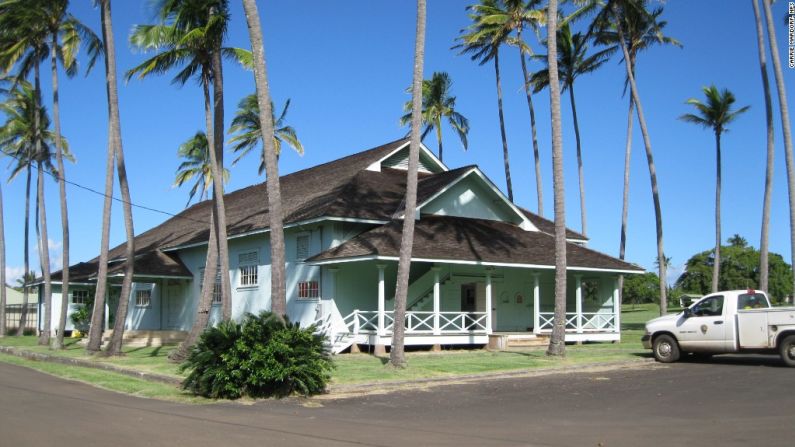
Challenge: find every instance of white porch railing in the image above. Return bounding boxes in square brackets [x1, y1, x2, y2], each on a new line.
[538, 312, 617, 333]
[341, 310, 489, 335]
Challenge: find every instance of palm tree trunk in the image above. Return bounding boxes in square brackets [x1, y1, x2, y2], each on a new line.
[568, 83, 587, 237]
[618, 95, 635, 304]
[241, 0, 287, 318]
[435, 121, 443, 163]
[87, 0, 119, 354]
[36, 161, 52, 345]
[0, 180, 6, 337]
[211, 45, 232, 322]
[102, 0, 136, 356]
[712, 131, 722, 293]
[761, 0, 795, 297]
[545, 0, 567, 357]
[389, 0, 426, 369]
[752, 0, 774, 292]
[169, 209, 219, 362]
[33, 62, 52, 346]
[518, 28, 544, 216]
[50, 33, 69, 350]
[494, 50, 513, 202]
[616, 21, 667, 315]
[18, 165, 31, 336]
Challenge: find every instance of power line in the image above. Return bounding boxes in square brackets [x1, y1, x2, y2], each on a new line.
[2, 149, 211, 226]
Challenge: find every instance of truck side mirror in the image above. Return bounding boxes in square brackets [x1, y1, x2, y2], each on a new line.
[683, 308, 692, 318]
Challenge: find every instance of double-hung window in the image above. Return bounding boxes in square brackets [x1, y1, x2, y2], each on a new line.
[135, 289, 152, 308]
[296, 234, 310, 262]
[72, 290, 90, 305]
[297, 280, 319, 299]
[238, 251, 259, 287]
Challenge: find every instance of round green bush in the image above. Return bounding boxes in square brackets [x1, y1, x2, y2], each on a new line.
[180, 312, 334, 399]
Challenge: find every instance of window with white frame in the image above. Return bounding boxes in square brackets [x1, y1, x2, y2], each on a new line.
[199, 268, 222, 305]
[72, 290, 90, 305]
[297, 280, 319, 299]
[296, 233, 310, 261]
[238, 251, 259, 287]
[135, 289, 152, 307]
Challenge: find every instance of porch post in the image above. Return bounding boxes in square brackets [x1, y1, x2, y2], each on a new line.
[432, 266, 441, 335]
[377, 264, 386, 337]
[533, 273, 540, 334]
[485, 267, 493, 334]
[613, 277, 621, 336]
[575, 274, 583, 334]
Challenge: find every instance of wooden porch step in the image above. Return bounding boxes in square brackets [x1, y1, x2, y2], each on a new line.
[489, 333, 550, 350]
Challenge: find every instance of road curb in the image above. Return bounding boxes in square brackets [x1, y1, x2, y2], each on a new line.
[0, 346, 183, 386]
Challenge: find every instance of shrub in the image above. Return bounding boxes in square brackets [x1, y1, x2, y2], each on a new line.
[70, 305, 92, 334]
[180, 312, 334, 399]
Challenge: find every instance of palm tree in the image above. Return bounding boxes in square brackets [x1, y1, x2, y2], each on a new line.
[399, 72, 468, 163]
[33, 0, 103, 350]
[229, 94, 304, 172]
[175, 131, 229, 206]
[752, 0, 774, 293]
[680, 86, 749, 293]
[0, 82, 68, 342]
[0, 2, 52, 345]
[593, 0, 669, 315]
[761, 0, 795, 297]
[531, 23, 614, 237]
[0, 155, 5, 339]
[544, 0, 567, 357]
[591, 1, 679, 304]
[240, 0, 288, 323]
[455, 0, 515, 201]
[96, 0, 136, 357]
[389, 0, 426, 369]
[127, 2, 244, 352]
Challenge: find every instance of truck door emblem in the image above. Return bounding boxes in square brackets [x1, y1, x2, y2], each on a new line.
[700, 325, 708, 334]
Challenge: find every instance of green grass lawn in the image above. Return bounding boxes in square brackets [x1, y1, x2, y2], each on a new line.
[0, 305, 668, 392]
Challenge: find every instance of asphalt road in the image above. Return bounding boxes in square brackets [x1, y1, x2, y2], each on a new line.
[1, 355, 793, 447]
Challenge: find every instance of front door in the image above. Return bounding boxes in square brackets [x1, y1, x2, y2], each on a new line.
[676, 294, 728, 352]
[106, 287, 121, 330]
[461, 284, 476, 312]
[166, 285, 181, 330]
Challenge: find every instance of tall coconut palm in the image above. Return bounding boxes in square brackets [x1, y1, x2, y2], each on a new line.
[399, 72, 468, 163]
[390, 0, 426, 369]
[594, 0, 669, 315]
[531, 23, 614, 237]
[34, 0, 103, 350]
[761, 0, 795, 297]
[154, 0, 236, 323]
[174, 131, 229, 206]
[127, 3, 245, 356]
[0, 2, 52, 344]
[455, 0, 515, 201]
[0, 83, 69, 343]
[0, 175, 5, 337]
[97, 0, 136, 357]
[544, 0, 567, 357]
[752, 0, 774, 292]
[680, 86, 749, 293]
[229, 95, 304, 172]
[591, 1, 679, 303]
[240, 0, 288, 322]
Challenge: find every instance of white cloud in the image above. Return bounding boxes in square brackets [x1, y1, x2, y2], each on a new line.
[5, 266, 25, 285]
[34, 238, 64, 274]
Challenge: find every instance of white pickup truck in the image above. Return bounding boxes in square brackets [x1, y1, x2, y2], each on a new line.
[642, 290, 795, 366]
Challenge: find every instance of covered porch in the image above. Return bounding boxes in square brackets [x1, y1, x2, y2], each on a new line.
[315, 260, 622, 353]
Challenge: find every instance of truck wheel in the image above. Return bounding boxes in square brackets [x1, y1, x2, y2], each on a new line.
[653, 334, 680, 363]
[779, 335, 795, 367]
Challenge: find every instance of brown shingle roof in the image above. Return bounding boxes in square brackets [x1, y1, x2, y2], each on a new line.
[520, 208, 588, 241]
[307, 216, 641, 272]
[51, 250, 191, 282]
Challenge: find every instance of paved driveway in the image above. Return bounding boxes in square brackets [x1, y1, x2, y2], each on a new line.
[1, 355, 792, 446]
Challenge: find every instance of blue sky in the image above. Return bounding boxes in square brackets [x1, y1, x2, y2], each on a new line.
[2, 0, 794, 285]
